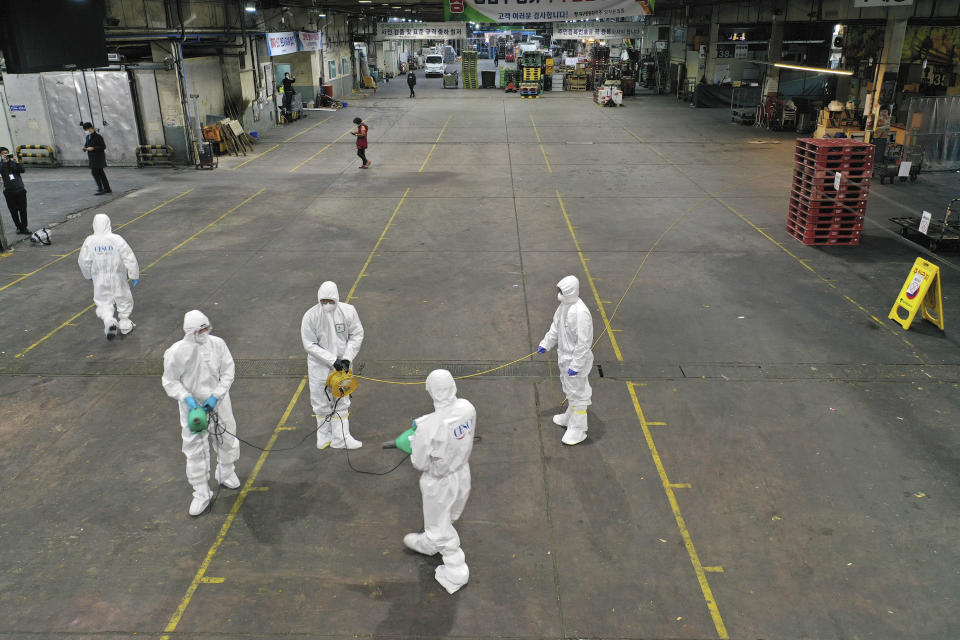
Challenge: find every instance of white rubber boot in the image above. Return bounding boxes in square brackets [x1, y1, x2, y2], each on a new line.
[552, 406, 572, 427]
[331, 417, 361, 449]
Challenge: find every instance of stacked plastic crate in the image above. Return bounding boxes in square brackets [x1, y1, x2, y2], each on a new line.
[462, 51, 479, 89]
[789, 138, 874, 246]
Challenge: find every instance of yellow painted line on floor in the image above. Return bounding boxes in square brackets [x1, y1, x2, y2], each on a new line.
[668, 483, 693, 489]
[160, 181, 414, 638]
[346, 187, 410, 303]
[140, 189, 266, 272]
[284, 115, 334, 142]
[200, 576, 225, 584]
[0, 189, 193, 294]
[231, 143, 281, 170]
[556, 191, 623, 361]
[419, 115, 452, 172]
[704, 566, 725, 573]
[289, 128, 354, 173]
[712, 193, 926, 362]
[530, 114, 552, 173]
[14, 189, 264, 359]
[628, 381, 729, 639]
[648, 421, 668, 426]
[160, 377, 308, 640]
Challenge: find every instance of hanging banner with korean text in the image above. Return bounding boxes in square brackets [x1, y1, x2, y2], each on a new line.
[446, 0, 654, 23]
[266, 32, 298, 56]
[551, 21, 646, 40]
[298, 31, 322, 51]
[377, 22, 467, 40]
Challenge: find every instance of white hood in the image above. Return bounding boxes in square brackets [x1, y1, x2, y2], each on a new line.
[183, 309, 210, 342]
[317, 281, 340, 304]
[557, 275, 580, 305]
[426, 369, 457, 411]
[92, 213, 112, 235]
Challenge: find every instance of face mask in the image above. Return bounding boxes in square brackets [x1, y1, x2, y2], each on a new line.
[322, 302, 336, 312]
[195, 330, 209, 344]
[557, 292, 564, 302]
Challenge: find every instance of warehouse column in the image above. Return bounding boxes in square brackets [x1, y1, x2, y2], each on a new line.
[762, 14, 784, 96]
[868, 12, 908, 130]
[702, 4, 720, 84]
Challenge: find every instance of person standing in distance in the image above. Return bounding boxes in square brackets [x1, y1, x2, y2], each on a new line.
[402, 369, 476, 594]
[351, 117, 371, 169]
[301, 281, 365, 449]
[82, 123, 111, 195]
[537, 275, 594, 445]
[407, 68, 417, 98]
[77, 213, 139, 339]
[162, 310, 241, 516]
[281, 72, 296, 112]
[0, 147, 29, 235]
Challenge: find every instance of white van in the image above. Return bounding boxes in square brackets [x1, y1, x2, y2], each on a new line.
[424, 54, 445, 77]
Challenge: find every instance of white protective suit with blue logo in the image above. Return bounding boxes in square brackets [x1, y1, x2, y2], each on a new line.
[300, 281, 364, 449]
[77, 213, 139, 335]
[403, 369, 476, 594]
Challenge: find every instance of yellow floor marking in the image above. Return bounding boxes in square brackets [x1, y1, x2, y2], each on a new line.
[418, 115, 452, 172]
[160, 378, 307, 640]
[161, 178, 414, 637]
[0, 189, 193, 294]
[289, 128, 354, 173]
[648, 421, 668, 426]
[669, 483, 693, 489]
[14, 189, 264, 359]
[712, 194, 924, 361]
[277, 426, 297, 431]
[704, 566, 725, 573]
[200, 577, 225, 584]
[556, 191, 623, 361]
[230, 143, 281, 170]
[628, 382, 729, 638]
[284, 115, 334, 142]
[530, 114, 552, 173]
[345, 187, 410, 303]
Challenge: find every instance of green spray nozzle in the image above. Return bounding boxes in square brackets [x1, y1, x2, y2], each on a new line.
[188, 407, 208, 434]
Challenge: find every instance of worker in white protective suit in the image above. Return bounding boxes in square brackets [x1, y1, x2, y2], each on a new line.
[300, 281, 365, 449]
[537, 275, 594, 445]
[162, 310, 241, 516]
[77, 213, 139, 339]
[403, 369, 476, 594]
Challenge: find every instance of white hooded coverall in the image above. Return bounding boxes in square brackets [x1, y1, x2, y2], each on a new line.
[162, 310, 240, 503]
[300, 281, 364, 448]
[77, 213, 139, 334]
[405, 369, 475, 594]
[539, 275, 594, 442]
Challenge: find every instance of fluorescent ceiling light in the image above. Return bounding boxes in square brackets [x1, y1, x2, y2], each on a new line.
[774, 62, 853, 76]
[244, 1, 256, 11]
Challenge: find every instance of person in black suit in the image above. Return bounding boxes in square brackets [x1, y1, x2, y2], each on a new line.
[281, 72, 296, 112]
[82, 123, 111, 195]
[0, 147, 29, 234]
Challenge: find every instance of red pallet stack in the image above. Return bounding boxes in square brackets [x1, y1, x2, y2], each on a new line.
[788, 138, 874, 245]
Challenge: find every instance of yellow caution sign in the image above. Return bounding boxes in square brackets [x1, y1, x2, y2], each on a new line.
[889, 257, 944, 331]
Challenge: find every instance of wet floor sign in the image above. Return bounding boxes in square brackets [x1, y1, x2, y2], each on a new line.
[889, 257, 944, 331]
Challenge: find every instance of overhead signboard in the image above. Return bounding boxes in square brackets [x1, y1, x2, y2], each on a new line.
[299, 31, 322, 51]
[266, 32, 298, 56]
[853, 0, 913, 6]
[551, 21, 645, 40]
[377, 22, 467, 40]
[446, 0, 653, 23]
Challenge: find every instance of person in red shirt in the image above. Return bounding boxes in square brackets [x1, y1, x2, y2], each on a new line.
[351, 117, 370, 169]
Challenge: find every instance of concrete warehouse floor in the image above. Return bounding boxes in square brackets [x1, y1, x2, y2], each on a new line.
[1, 70, 959, 640]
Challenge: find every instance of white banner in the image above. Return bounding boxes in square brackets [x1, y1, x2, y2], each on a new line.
[551, 21, 645, 40]
[377, 22, 467, 40]
[267, 32, 298, 56]
[853, 0, 912, 6]
[299, 31, 322, 51]
[447, 0, 653, 23]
